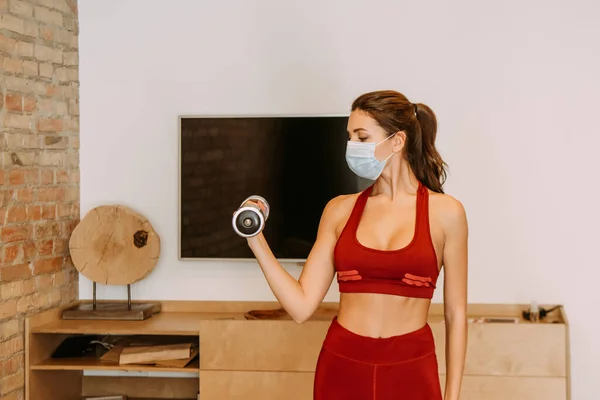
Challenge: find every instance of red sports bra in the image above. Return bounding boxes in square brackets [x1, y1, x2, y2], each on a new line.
[333, 182, 439, 299]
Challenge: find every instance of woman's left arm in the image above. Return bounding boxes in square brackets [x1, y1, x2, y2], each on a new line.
[440, 198, 469, 400]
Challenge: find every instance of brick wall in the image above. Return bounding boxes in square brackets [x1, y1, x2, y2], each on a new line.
[0, 1, 79, 398]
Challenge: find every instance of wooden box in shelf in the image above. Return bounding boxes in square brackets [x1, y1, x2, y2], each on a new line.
[25, 301, 570, 400]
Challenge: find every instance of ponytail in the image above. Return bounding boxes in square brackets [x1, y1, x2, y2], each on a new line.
[408, 103, 447, 193]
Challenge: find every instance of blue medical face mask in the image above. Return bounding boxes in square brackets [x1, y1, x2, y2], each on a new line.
[345, 133, 397, 181]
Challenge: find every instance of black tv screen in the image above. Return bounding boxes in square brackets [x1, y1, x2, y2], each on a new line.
[178, 115, 372, 261]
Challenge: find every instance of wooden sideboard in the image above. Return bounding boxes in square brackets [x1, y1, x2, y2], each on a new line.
[25, 301, 570, 400]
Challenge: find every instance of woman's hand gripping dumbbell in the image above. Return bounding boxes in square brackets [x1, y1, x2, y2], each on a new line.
[232, 195, 270, 238]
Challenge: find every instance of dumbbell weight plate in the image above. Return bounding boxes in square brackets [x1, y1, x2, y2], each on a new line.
[234, 208, 263, 236]
[232, 195, 270, 238]
[232, 207, 266, 238]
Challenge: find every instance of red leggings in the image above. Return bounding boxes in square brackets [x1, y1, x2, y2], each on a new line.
[314, 317, 442, 400]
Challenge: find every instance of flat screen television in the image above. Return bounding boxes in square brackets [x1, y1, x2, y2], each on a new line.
[178, 115, 372, 262]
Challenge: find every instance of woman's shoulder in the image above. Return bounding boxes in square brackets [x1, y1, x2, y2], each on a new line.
[330, 191, 361, 206]
[320, 192, 362, 226]
[428, 191, 467, 231]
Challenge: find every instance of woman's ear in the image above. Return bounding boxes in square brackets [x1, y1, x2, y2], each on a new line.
[392, 131, 406, 152]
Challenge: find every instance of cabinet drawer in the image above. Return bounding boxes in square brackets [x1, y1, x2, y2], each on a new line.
[440, 375, 567, 400]
[199, 371, 314, 400]
[199, 320, 329, 371]
[432, 322, 567, 377]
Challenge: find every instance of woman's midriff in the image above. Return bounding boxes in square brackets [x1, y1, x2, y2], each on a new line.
[336, 292, 432, 338]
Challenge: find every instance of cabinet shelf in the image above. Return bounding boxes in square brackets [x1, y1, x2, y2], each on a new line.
[32, 357, 200, 372]
[31, 311, 221, 335]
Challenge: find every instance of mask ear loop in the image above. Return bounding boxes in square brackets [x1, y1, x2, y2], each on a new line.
[375, 132, 398, 146]
[378, 132, 399, 162]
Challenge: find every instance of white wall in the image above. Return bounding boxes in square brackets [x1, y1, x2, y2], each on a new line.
[79, 0, 600, 397]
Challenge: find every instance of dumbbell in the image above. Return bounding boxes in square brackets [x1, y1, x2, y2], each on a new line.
[232, 195, 270, 238]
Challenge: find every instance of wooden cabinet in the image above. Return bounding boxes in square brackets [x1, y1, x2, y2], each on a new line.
[25, 301, 570, 400]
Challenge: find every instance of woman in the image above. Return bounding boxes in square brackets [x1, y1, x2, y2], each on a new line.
[245, 90, 468, 399]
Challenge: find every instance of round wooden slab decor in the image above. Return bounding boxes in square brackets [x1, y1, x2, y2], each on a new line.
[69, 205, 160, 286]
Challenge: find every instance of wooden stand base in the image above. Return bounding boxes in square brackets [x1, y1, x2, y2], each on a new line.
[62, 282, 160, 320]
[62, 302, 160, 321]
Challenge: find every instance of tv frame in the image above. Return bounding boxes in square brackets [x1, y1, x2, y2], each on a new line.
[177, 113, 350, 263]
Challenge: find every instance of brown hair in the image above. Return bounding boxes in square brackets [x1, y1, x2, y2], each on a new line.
[351, 90, 448, 193]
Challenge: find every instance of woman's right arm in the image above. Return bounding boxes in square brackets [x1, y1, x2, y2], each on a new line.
[246, 197, 344, 323]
